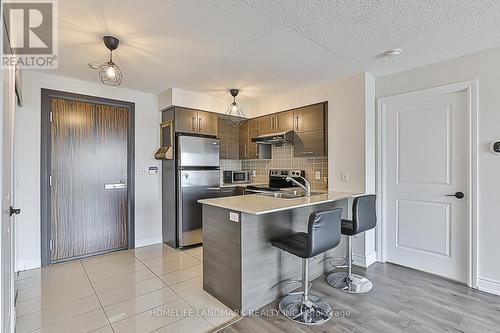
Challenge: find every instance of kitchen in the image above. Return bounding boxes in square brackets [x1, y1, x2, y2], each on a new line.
[4, 1, 500, 333]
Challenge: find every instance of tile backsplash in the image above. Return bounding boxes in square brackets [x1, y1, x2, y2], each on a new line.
[241, 143, 328, 189]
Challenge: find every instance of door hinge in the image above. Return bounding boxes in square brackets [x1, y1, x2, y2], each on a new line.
[49, 175, 52, 186]
[49, 112, 53, 122]
[49, 239, 53, 251]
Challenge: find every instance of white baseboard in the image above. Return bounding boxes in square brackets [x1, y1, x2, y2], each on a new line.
[352, 251, 377, 268]
[135, 236, 162, 248]
[478, 277, 500, 296]
[16, 257, 41, 272]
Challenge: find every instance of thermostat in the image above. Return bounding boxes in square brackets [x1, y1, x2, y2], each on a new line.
[490, 141, 500, 154]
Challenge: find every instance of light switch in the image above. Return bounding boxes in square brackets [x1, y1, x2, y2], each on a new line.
[229, 212, 239, 222]
[341, 171, 349, 183]
[315, 171, 321, 180]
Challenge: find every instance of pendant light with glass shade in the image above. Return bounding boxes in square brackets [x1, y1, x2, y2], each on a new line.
[98, 36, 123, 86]
[225, 89, 246, 127]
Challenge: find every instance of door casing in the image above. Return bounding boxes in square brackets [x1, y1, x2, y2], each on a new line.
[376, 80, 478, 288]
[40, 89, 135, 266]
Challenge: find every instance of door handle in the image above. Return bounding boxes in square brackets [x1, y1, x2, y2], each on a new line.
[446, 192, 464, 199]
[9, 207, 20, 216]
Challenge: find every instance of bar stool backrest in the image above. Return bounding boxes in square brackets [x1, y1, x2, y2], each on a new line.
[307, 208, 343, 257]
[351, 195, 377, 234]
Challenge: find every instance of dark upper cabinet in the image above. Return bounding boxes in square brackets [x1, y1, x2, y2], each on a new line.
[174, 107, 218, 136]
[198, 111, 218, 136]
[258, 115, 274, 135]
[174, 107, 199, 134]
[239, 121, 249, 159]
[293, 103, 325, 132]
[275, 110, 294, 132]
[293, 103, 327, 157]
[218, 117, 240, 160]
[248, 118, 260, 159]
[293, 130, 326, 157]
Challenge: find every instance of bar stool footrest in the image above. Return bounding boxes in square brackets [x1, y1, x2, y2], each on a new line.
[329, 257, 348, 269]
[281, 279, 312, 296]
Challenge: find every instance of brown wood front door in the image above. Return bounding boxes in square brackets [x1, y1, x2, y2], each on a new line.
[49, 97, 129, 261]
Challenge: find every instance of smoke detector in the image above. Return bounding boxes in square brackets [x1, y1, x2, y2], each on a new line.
[384, 48, 402, 57]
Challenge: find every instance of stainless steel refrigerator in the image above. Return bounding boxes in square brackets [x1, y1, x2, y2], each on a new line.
[176, 135, 220, 247]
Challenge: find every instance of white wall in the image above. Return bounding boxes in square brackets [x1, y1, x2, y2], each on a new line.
[376, 47, 500, 295]
[15, 71, 162, 271]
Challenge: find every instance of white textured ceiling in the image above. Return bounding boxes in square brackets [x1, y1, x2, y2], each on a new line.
[47, 0, 500, 99]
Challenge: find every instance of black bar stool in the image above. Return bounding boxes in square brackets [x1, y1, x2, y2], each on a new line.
[327, 194, 376, 293]
[271, 208, 343, 325]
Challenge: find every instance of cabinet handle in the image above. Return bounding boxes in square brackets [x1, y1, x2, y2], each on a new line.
[192, 117, 196, 131]
[271, 116, 274, 130]
[276, 116, 279, 130]
[245, 145, 248, 157]
[295, 115, 299, 131]
[300, 151, 314, 155]
[198, 117, 202, 132]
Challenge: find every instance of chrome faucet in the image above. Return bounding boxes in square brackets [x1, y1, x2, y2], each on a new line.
[285, 176, 311, 196]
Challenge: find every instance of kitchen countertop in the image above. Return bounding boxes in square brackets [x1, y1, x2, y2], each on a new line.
[199, 191, 360, 215]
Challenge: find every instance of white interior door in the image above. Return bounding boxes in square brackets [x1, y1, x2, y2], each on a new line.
[1, 63, 17, 333]
[384, 89, 468, 282]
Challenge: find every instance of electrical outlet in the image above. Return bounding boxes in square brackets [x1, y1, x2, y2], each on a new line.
[229, 212, 239, 222]
[341, 171, 349, 183]
[252, 170, 256, 177]
[315, 171, 321, 180]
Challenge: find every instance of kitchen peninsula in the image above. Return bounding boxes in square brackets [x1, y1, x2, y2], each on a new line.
[198, 191, 359, 315]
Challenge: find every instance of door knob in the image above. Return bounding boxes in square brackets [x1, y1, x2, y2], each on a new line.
[9, 207, 21, 216]
[446, 192, 464, 199]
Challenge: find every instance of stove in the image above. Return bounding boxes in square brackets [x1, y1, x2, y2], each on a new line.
[245, 169, 306, 194]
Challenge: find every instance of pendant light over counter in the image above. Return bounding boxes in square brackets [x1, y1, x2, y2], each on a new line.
[225, 89, 246, 127]
[97, 36, 123, 86]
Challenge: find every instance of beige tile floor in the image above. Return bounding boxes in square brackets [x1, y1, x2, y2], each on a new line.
[15, 244, 240, 333]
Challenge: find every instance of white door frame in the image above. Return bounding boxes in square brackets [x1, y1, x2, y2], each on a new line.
[376, 80, 478, 288]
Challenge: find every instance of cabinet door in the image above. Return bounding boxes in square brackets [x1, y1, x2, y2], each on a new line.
[293, 130, 326, 157]
[217, 117, 228, 159]
[248, 118, 260, 159]
[294, 103, 325, 132]
[258, 115, 274, 135]
[276, 110, 294, 132]
[239, 121, 249, 159]
[175, 107, 199, 134]
[227, 120, 240, 159]
[198, 111, 218, 136]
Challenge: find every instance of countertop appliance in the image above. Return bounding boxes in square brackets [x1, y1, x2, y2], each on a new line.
[245, 169, 306, 194]
[223, 170, 251, 184]
[177, 135, 220, 247]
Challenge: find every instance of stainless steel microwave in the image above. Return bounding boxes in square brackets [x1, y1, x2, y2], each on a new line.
[223, 170, 251, 184]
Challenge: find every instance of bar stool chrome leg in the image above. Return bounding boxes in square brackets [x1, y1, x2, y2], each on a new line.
[279, 258, 333, 325]
[327, 236, 373, 293]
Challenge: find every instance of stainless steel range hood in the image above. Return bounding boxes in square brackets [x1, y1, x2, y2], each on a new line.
[251, 130, 294, 144]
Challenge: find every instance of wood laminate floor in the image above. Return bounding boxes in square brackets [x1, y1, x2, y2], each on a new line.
[222, 262, 500, 333]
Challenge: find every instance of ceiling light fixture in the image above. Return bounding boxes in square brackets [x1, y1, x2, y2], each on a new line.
[98, 36, 123, 86]
[225, 89, 246, 127]
[384, 48, 402, 58]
